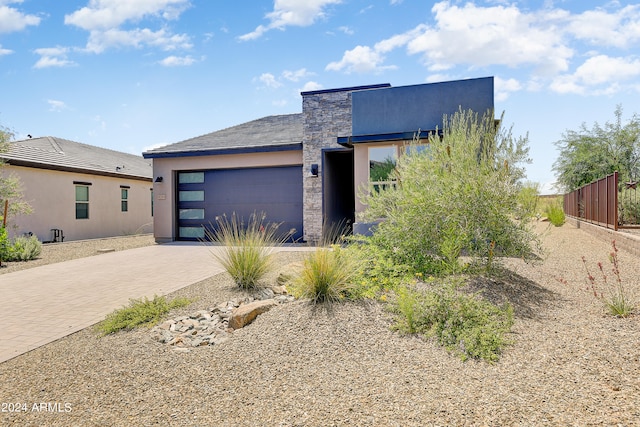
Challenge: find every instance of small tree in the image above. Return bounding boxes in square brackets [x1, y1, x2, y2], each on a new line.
[361, 108, 539, 274]
[0, 125, 32, 227]
[553, 105, 640, 192]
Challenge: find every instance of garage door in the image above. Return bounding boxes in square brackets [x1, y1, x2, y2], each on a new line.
[177, 166, 303, 242]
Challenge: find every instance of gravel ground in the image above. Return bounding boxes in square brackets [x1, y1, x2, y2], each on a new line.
[0, 223, 639, 426]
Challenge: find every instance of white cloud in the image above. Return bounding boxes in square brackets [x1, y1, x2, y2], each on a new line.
[551, 55, 640, 95]
[326, 45, 396, 74]
[566, 5, 640, 49]
[495, 76, 522, 101]
[0, 2, 41, 33]
[257, 72, 282, 88]
[0, 44, 12, 55]
[65, 0, 189, 30]
[300, 81, 323, 92]
[47, 99, 68, 112]
[33, 46, 77, 68]
[239, 0, 342, 41]
[65, 0, 191, 54]
[159, 55, 197, 66]
[83, 27, 191, 53]
[282, 68, 313, 82]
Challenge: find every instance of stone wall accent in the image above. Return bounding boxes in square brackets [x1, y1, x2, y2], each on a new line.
[302, 89, 353, 243]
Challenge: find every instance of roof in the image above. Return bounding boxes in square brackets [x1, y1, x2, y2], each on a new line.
[143, 113, 303, 159]
[1, 136, 152, 180]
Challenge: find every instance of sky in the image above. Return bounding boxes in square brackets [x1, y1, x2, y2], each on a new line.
[1, 0, 639, 194]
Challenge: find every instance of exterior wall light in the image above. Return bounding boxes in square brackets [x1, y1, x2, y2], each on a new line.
[155, 176, 164, 182]
[310, 164, 319, 177]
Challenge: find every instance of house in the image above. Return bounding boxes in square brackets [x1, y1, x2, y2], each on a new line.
[143, 76, 494, 243]
[1, 137, 153, 242]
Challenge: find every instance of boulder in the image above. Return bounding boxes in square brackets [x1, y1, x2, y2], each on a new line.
[228, 299, 278, 330]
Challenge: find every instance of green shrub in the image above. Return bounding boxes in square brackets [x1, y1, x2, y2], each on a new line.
[347, 236, 413, 299]
[0, 227, 9, 266]
[545, 201, 565, 226]
[205, 212, 292, 289]
[516, 182, 540, 220]
[361, 109, 539, 275]
[390, 282, 513, 362]
[96, 295, 191, 335]
[292, 247, 355, 304]
[8, 234, 42, 261]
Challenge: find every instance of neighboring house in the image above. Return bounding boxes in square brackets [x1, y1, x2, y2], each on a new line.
[143, 76, 494, 243]
[1, 136, 153, 242]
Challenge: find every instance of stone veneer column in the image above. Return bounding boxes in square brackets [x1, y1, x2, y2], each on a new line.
[301, 89, 353, 243]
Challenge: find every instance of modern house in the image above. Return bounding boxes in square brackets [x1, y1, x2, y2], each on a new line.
[1, 137, 154, 242]
[143, 76, 494, 243]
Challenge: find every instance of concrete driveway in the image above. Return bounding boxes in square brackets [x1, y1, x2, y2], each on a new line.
[0, 242, 225, 364]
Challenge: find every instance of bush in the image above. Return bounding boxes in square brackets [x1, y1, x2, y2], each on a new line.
[361, 109, 539, 275]
[96, 295, 191, 335]
[391, 282, 514, 362]
[0, 227, 9, 266]
[292, 246, 356, 304]
[545, 199, 565, 226]
[516, 182, 540, 220]
[582, 241, 635, 317]
[8, 234, 42, 261]
[205, 212, 292, 289]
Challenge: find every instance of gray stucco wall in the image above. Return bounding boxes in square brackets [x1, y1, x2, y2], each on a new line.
[301, 89, 353, 243]
[351, 76, 494, 136]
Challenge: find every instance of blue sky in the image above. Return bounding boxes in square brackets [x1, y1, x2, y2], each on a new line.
[1, 0, 639, 193]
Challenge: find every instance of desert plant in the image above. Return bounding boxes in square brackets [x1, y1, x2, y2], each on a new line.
[292, 246, 355, 304]
[0, 227, 9, 266]
[205, 212, 292, 289]
[516, 182, 540, 220]
[582, 241, 635, 317]
[545, 200, 565, 226]
[361, 109, 538, 275]
[392, 284, 421, 333]
[8, 234, 42, 261]
[96, 295, 191, 335]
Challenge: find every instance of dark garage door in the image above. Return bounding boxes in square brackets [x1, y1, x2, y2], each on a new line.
[177, 166, 303, 241]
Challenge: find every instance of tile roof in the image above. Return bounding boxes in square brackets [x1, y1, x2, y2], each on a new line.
[143, 113, 303, 157]
[2, 136, 152, 180]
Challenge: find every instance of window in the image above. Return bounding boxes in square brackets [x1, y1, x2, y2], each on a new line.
[369, 146, 397, 192]
[178, 172, 204, 184]
[75, 185, 89, 219]
[121, 188, 129, 212]
[179, 190, 205, 202]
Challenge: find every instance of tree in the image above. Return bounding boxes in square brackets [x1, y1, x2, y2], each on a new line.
[553, 106, 640, 192]
[1, 125, 32, 227]
[360, 108, 538, 274]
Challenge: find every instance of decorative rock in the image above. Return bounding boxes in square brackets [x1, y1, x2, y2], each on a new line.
[255, 288, 275, 301]
[228, 299, 278, 330]
[150, 294, 293, 350]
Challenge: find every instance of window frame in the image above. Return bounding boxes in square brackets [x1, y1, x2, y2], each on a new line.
[74, 183, 90, 220]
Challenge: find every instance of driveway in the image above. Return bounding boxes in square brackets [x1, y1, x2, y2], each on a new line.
[0, 242, 224, 364]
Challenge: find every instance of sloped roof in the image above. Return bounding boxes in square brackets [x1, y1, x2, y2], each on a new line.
[2, 136, 152, 180]
[143, 113, 303, 158]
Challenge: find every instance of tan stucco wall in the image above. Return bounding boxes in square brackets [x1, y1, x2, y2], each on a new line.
[354, 141, 408, 214]
[4, 165, 153, 241]
[151, 150, 303, 242]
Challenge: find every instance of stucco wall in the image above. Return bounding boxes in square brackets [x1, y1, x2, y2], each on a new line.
[151, 150, 303, 242]
[4, 165, 153, 241]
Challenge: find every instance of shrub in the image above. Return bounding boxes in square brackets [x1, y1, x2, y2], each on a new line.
[8, 234, 42, 261]
[582, 241, 635, 317]
[96, 295, 191, 335]
[0, 227, 9, 266]
[292, 246, 355, 304]
[391, 282, 514, 362]
[360, 109, 539, 275]
[205, 212, 292, 289]
[516, 182, 540, 220]
[545, 204, 565, 226]
[347, 236, 413, 299]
